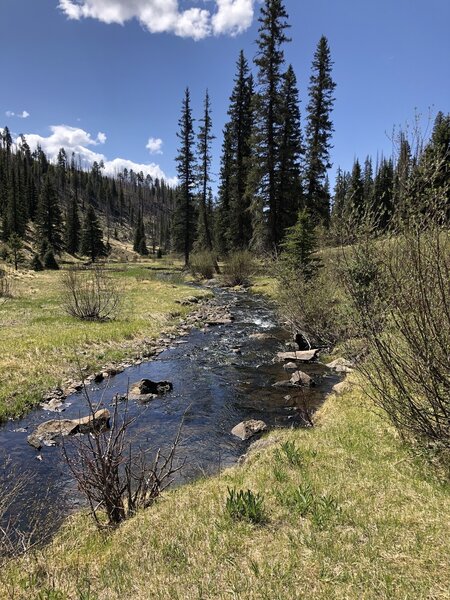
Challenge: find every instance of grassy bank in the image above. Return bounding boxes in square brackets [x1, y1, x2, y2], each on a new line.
[0, 258, 207, 421]
[3, 383, 449, 599]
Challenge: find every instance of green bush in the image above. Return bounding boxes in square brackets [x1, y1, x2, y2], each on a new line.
[222, 251, 255, 287]
[189, 251, 216, 280]
[225, 488, 266, 524]
[43, 250, 59, 270]
[30, 253, 44, 272]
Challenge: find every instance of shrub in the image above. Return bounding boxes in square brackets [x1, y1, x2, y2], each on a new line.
[276, 440, 303, 467]
[225, 488, 266, 524]
[156, 248, 163, 259]
[30, 253, 44, 272]
[43, 250, 59, 270]
[222, 251, 255, 287]
[344, 219, 450, 452]
[0, 268, 12, 304]
[61, 266, 121, 321]
[189, 251, 216, 280]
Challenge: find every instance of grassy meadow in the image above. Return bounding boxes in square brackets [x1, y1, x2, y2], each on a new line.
[0, 256, 207, 421]
[3, 382, 449, 599]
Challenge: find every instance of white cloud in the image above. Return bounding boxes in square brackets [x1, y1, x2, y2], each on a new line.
[19, 124, 176, 184]
[5, 110, 30, 119]
[146, 137, 163, 154]
[212, 0, 254, 36]
[58, 0, 255, 40]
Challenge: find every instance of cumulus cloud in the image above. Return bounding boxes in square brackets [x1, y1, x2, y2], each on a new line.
[6, 110, 30, 119]
[58, 0, 255, 39]
[19, 124, 176, 184]
[146, 137, 163, 154]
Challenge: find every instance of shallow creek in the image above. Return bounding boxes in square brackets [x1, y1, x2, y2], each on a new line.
[0, 287, 339, 540]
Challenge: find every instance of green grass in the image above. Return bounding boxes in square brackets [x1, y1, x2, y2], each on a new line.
[0, 259, 207, 421]
[3, 384, 449, 599]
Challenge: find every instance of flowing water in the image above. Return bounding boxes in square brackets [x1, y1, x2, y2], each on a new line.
[0, 287, 339, 544]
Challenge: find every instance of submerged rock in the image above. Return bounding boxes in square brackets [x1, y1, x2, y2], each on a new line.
[231, 420, 267, 441]
[130, 379, 173, 397]
[27, 409, 110, 450]
[276, 349, 319, 362]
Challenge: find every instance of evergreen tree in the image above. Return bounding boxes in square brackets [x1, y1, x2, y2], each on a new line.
[250, 0, 291, 249]
[348, 159, 365, 224]
[215, 125, 233, 254]
[7, 233, 24, 270]
[30, 253, 44, 271]
[36, 175, 63, 253]
[280, 209, 319, 279]
[173, 88, 197, 266]
[2, 168, 27, 240]
[305, 36, 336, 225]
[278, 64, 304, 234]
[196, 90, 215, 250]
[363, 156, 374, 210]
[227, 51, 254, 249]
[374, 157, 394, 231]
[43, 249, 59, 270]
[80, 205, 105, 262]
[65, 192, 80, 255]
[133, 213, 148, 255]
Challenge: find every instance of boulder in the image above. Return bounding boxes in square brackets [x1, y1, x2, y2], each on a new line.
[231, 420, 267, 441]
[332, 380, 353, 395]
[290, 370, 315, 387]
[276, 349, 319, 362]
[283, 362, 298, 371]
[27, 409, 110, 450]
[130, 379, 173, 396]
[327, 358, 354, 373]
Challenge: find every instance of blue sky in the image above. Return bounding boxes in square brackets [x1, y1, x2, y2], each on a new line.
[1, 0, 449, 189]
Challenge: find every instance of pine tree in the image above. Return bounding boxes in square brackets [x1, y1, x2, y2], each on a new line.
[227, 51, 254, 250]
[348, 159, 365, 224]
[278, 65, 304, 235]
[65, 192, 80, 255]
[280, 209, 319, 279]
[305, 36, 336, 226]
[215, 125, 233, 254]
[173, 88, 197, 266]
[80, 205, 105, 262]
[374, 158, 394, 231]
[133, 213, 148, 255]
[196, 90, 215, 250]
[2, 168, 27, 241]
[250, 0, 291, 249]
[36, 175, 63, 253]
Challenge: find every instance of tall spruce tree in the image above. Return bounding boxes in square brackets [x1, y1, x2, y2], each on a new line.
[65, 191, 80, 255]
[36, 174, 63, 253]
[80, 205, 105, 262]
[173, 88, 197, 266]
[227, 51, 254, 249]
[347, 159, 365, 225]
[374, 157, 394, 231]
[278, 64, 304, 235]
[196, 90, 215, 250]
[215, 124, 233, 254]
[305, 36, 336, 226]
[250, 0, 291, 250]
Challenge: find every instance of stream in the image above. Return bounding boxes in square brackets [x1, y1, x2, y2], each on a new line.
[0, 287, 340, 546]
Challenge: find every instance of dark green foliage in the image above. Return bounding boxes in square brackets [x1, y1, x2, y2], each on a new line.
[250, 0, 291, 249]
[173, 88, 197, 265]
[305, 36, 336, 225]
[36, 175, 63, 253]
[7, 233, 24, 270]
[133, 214, 148, 255]
[43, 249, 59, 270]
[217, 51, 254, 252]
[30, 253, 44, 271]
[65, 192, 80, 255]
[280, 209, 320, 279]
[225, 488, 266, 524]
[275, 440, 303, 466]
[278, 65, 304, 234]
[156, 248, 163, 259]
[196, 90, 214, 251]
[80, 206, 106, 262]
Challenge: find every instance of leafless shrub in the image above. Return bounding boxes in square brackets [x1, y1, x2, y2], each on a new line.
[61, 265, 121, 321]
[222, 251, 256, 287]
[0, 267, 13, 305]
[343, 165, 450, 454]
[189, 251, 216, 280]
[62, 388, 186, 529]
[273, 257, 354, 349]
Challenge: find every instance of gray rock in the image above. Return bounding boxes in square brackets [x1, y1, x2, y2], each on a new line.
[231, 420, 267, 441]
[283, 362, 298, 371]
[332, 380, 353, 395]
[327, 358, 354, 373]
[290, 370, 315, 387]
[27, 409, 110, 450]
[276, 349, 319, 362]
